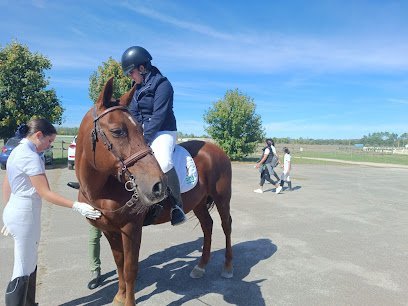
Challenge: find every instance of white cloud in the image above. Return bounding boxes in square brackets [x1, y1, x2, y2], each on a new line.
[5, 1, 407, 74]
[114, 2, 408, 74]
[120, 2, 242, 42]
[388, 98, 408, 105]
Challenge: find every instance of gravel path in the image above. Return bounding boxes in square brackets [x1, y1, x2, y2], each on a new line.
[1, 162, 407, 305]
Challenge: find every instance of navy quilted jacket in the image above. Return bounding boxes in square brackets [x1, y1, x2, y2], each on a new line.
[129, 66, 177, 144]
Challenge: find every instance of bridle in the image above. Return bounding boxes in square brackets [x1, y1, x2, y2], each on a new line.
[91, 105, 153, 208]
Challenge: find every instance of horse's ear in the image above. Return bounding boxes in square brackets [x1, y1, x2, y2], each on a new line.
[96, 77, 114, 109]
[119, 84, 137, 107]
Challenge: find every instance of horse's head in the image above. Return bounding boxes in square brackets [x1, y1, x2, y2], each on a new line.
[76, 77, 167, 208]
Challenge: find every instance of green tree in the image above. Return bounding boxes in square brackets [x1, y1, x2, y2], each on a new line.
[0, 41, 63, 140]
[89, 57, 131, 103]
[204, 89, 264, 160]
[361, 131, 400, 147]
[398, 133, 408, 147]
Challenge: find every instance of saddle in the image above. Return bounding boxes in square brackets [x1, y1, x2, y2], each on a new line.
[144, 144, 198, 226]
[172, 144, 198, 193]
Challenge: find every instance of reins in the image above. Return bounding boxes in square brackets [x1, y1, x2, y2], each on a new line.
[79, 187, 135, 214]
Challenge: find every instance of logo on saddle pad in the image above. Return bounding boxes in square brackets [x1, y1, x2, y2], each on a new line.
[173, 145, 198, 193]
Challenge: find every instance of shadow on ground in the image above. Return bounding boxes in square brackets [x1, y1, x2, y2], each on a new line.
[263, 185, 302, 193]
[60, 238, 277, 306]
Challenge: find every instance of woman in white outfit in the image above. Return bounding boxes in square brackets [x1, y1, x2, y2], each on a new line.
[276, 147, 292, 194]
[1, 119, 101, 306]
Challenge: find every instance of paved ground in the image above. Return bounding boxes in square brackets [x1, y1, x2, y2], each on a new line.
[1, 161, 408, 305]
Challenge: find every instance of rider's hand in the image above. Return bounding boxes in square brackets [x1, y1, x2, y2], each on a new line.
[1, 225, 10, 236]
[72, 201, 102, 220]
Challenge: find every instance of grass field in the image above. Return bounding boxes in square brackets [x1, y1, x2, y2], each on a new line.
[295, 150, 408, 165]
[245, 143, 408, 166]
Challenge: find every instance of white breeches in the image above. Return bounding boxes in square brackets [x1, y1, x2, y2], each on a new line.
[2, 194, 41, 280]
[280, 172, 291, 182]
[150, 131, 177, 173]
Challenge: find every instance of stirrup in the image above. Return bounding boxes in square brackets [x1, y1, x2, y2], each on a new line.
[67, 182, 80, 189]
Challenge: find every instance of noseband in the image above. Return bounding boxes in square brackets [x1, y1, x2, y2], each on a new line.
[92, 105, 152, 193]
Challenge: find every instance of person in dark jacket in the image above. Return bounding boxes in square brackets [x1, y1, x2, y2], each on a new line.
[121, 46, 186, 226]
[254, 138, 280, 193]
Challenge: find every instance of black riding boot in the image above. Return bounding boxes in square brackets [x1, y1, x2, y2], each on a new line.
[26, 267, 38, 306]
[288, 181, 293, 191]
[5, 276, 29, 306]
[166, 167, 187, 226]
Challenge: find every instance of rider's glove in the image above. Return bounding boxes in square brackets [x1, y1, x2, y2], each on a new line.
[72, 201, 102, 220]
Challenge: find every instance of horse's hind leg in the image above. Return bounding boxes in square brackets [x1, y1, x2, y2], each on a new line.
[214, 194, 233, 278]
[190, 199, 214, 278]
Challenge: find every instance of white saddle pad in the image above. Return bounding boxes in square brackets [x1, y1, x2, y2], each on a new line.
[173, 145, 198, 193]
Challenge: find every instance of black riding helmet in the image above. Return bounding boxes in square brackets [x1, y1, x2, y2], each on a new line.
[121, 46, 153, 75]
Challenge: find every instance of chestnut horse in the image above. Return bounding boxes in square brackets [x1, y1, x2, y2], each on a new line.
[75, 77, 233, 306]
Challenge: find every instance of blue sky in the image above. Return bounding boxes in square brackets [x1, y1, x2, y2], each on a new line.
[1, 0, 407, 139]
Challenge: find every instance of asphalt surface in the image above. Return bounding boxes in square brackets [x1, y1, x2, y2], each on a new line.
[1, 161, 408, 305]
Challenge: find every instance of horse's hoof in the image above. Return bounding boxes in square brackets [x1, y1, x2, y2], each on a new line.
[221, 266, 234, 278]
[190, 265, 206, 278]
[112, 295, 125, 306]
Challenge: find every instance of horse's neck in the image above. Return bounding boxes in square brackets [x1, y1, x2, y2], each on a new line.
[80, 166, 112, 201]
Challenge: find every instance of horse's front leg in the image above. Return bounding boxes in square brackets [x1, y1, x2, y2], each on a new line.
[190, 200, 214, 278]
[104, 231, 126, 305]
[121, 221, 143, 306]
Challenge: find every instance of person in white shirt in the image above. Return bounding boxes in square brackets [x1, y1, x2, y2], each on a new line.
[1, 119, 101, 306]
[276, 147, 292, 194]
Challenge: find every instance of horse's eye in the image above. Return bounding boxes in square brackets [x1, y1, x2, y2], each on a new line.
[110, 128, 127, 138]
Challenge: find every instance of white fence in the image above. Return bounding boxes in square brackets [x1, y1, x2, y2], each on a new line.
[363, 147, 408, 155]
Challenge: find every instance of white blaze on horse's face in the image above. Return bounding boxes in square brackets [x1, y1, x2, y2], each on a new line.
[126, 114, 138, 127]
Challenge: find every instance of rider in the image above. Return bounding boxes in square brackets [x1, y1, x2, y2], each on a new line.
[121, 46, 186, 226]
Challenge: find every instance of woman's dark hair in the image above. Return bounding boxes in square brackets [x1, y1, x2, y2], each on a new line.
[283, 147, 290, 154]
[266, 138, 275, 146]
[17, 119, 57, 138]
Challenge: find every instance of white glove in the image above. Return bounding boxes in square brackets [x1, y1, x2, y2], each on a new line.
[1, 225, 10, 236]
[72, 201, 102, 220]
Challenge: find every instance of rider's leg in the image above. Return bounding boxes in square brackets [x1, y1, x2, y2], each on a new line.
[166, 167, 187, 225]
[150, 131, 186, 226]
